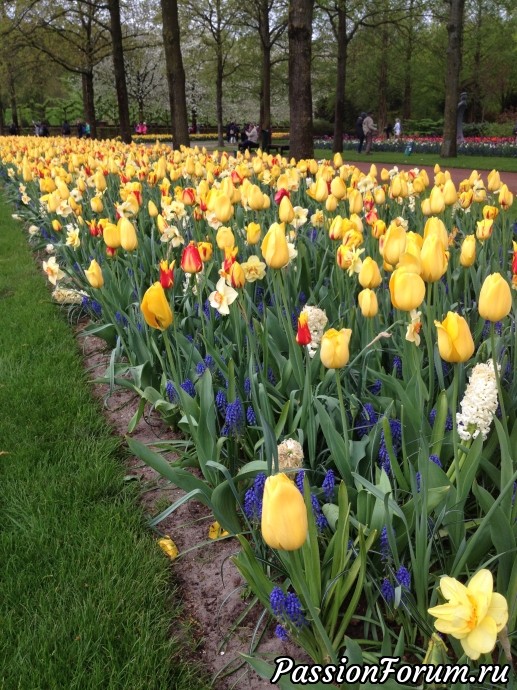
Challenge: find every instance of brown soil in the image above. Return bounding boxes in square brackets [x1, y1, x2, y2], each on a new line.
[77, 324, 302, 690]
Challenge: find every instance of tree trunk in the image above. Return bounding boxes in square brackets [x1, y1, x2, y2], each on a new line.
[402, 0, 414, 120]
[258, 0, 271, 131]
[332, 5, 347, 154]
[161, 0, 190, 147]
[470, 0, 483, 122]
[0, 93, 5, 135]
[288, 0, 314, 159]
[377, 21, 389, 133]
[82, 71, 97, 138]
[108, 0, 132, 143]
[7, 67, 19, 128]
[440, 0, 465, 158]
[216, 47, 224, 148]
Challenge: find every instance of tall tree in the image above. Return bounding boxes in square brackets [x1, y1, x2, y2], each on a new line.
[161, 0, 189, 146]
[107, 0, 131, 143]
[288, 0, 314, 159]
[440, 0, 465, 157]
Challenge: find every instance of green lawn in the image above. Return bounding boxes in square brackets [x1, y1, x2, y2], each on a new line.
[0, 196, 206, 689]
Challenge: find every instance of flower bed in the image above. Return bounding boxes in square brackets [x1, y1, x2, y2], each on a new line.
[1, 135, 516, 684]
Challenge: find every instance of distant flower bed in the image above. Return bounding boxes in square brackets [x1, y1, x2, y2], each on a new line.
[315, 135, 517, 157]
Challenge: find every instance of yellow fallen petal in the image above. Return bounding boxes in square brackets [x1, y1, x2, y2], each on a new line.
[158, 536, 179, 559]
[208, 521, 229, 540]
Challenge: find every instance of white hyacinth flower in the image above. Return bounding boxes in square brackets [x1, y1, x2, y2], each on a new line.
[456, 360, 499, 441]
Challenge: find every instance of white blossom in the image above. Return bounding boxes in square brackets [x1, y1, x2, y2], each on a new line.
[456, 360, 499, 441]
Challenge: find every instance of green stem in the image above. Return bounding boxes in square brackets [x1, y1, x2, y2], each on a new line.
[425, 282, 435, 414]
[335, 369, 351, 472]
[450, 363, 460, 482]
[162, 329, 178, 382]
[490, 323, 509, 437]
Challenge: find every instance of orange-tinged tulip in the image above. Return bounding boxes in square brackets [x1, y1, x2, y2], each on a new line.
[229, 261, 245, 288]
[279, 195, 295, 223]
[420, 235, 448, 283]
[119, 218, 138, 251]
[246, 222, 261, 245]
[498, 184, 513, 210]
[358, 289, 378, 317]
[198, 241, 213, 262]
[296, 312, 311, 345]
[459, 235, 476, 267]
[389, 268, 426, 311]
[261, 474, 308, 550]
[476, 219, 494, 241]
[371, 219, 386, 239]
[478, 273, 512, 321]
[216, 226, 235, 251]
[434, 312, 474, 362]
[85, 259, 104, 288]
[358, 256, 382, 288]
[140, 282, 173, 330]
[159, 259, 175, 289]
[482, 205, 499, 220]
[459, 189, 473, 209]
[320, 328, 352, 368]
[180, 241, 203, 273]
[261, 222, 289, 269]
[328, 215, 344, 241]
[52, 220, 62, 232]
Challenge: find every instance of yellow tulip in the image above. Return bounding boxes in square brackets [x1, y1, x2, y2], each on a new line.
[373, 186, 386, 205]
[382, 223, 407, 267]
[307, 177, 328, 202]
[85, 259, 104, 288]
[94, 170, 107, 192]
[348, 189, 363, 214]
[482, 205, 499, 220]
[148, 200, 159, 217]
[261, 473, 308, 551]
[487, 169, 501, 192]
[52, 219, 62, 232]
[459, 235, 476, 267]
[478, 273, 512, 321]
[475, 219, 493, 241]
[458, 189, 473, 209]
[498, 184, 514, 210]
[357, 289, 378, 318]
[261, 222, 289, 269]
[330, 176, 347, 199]
[246, 222, 261, 245]
[328, 215, 344, 241]
[333, 152, 343, 168]
[358, 256, 382, 288]
[390, 175, 408, 199]
[216, 226, 235, 251]
[325, 194, 338, 212]
[420, 235, 448, 283]
[247, 184, 265, 211]
[320, 328, 352, 368]
[278, 195, 295, 223]
[434, 312, 475, 362]
[429, 186, 445, 214]
[214, 194, 234, 222]
[103, 222, 121, 249]
[371, 219, 386, 239]
[443, 179, 458, 205]
[428, 569, 508, 660]
[389, 268, 426, 311]
[90, 196, 103, 214]
[119, 218, 138, 251]
[423, 217, 448, 248]
[140, 282, 173, 330]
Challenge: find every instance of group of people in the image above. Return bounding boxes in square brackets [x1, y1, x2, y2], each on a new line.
[226, 122, 261, 149]
[135, 122, 148, 135]
[355, 112, 402, 153]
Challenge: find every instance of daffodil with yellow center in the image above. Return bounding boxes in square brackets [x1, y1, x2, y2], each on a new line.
[241, 255, 266, 282]
[65, 225, 81, 250]
[208, 277, 238, 316]
[405, 309, 422, 346]
[428, 569, 508, 660]
[42, 256, 65, 285]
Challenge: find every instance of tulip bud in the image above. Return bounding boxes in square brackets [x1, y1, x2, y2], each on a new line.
[198, 241, 213, 262]
[261, 222, 289, 269]
[389, 267, 426, 311]
[498, 184, 514, 210]
[279, 195, 295, 223]
[429, 186, 445, 214]
[52, 220, 62, 233]
[357, 289, 378, 318]
[348, 189, 363, 214]
[296, 313, 311, 345]
[358, 257, 382, 288]
[371, 219, 386, 239]
[148, 200, 159, 217]
[159, 260, 174, 289]
[261, 474, 308, 551]
[434, 312, 475, 362]
[216, 226, 235, 251]
[94, 170, 107, 192]
[90, 196, 103, 214]
[325, 194, 338, 212]
[382, 223, 407, 267]
[85, 259, 104, 288]
[246, 222, 261, 245]
[330, 176, 347, 199]
[482, 205, 498, 220]
[476, 219, 494, 241]
[320, 328, 352, 368]
[119, 218, 138, 251]
[487, 169, 501, 192]
[247, 184, 265, 211]
[478, 273, 512, 322]
[103, 222, 121, 249]
[443, 179, 458, 206]
[420, 235, 448, 283]
[140, 282, 173, 330]
[328, 215, 344, 241]
[459, 235, 476, 268]
[214, 194, 234, 222]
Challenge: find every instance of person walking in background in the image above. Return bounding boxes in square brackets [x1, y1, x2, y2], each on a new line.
[385, 122, 393, 139]
[394, 118, 402, 139]
[356, 112, 366, 153]
[362, 112, 377, 154]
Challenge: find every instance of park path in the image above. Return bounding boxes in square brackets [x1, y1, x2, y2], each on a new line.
[344, 159, 517, 195]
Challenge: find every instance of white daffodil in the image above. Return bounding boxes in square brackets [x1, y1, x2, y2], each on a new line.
[208, 277, 238, 316]
[42, 256, 65, 285]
